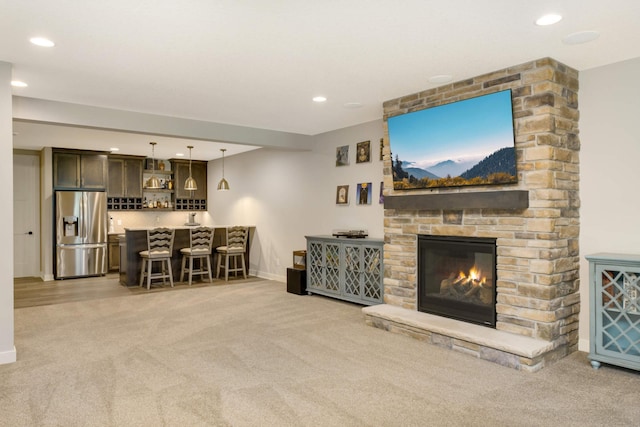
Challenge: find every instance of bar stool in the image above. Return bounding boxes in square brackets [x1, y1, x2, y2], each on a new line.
[216, 226, 248, 281]
[180, 226, 214, 285]
[139, 227, 175, 290]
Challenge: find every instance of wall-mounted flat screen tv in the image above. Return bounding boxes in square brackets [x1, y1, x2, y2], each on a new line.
[387, 89, 517, 190]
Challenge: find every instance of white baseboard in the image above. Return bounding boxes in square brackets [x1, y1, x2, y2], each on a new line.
[251, 269, 286, 283]
[41, 272, 54, 281]
[0, 346, 16, 365]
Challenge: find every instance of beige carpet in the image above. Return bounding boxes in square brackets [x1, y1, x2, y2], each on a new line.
[2, 279, 639, 426]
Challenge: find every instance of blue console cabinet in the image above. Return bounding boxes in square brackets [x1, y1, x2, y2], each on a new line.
[306, 236, 383, 306]
[586, 253, 640, 371]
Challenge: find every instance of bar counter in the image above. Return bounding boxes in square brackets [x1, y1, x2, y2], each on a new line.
[119, 226, 253, 286]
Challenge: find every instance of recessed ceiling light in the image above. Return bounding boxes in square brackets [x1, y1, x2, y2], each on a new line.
[312, 96, 327, 103]
[535, 14, 562, 26]
[562, 30, 600, 45]
[175, 153, 185, 157]
[110, 147, 119, 152]
[344, 102, 363, 109]
[29, 37, 55, 47]
[428, 75, 453, 84]
[11, 80, 28, 88]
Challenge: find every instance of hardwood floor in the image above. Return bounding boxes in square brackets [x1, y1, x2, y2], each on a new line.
[14, 273, 250, 309]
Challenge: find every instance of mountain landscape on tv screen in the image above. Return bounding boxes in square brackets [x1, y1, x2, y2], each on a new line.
[393, 146, 517, 189]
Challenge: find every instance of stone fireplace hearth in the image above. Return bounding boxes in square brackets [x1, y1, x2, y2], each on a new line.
[363, 58, 580, 372]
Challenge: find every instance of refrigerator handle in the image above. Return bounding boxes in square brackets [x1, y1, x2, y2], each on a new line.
[80, 192, 87, 240]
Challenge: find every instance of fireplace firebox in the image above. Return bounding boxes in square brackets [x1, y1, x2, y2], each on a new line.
[418, 235, 497, 327]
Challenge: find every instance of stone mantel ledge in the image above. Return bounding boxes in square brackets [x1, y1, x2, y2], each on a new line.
[363, 304, 554, 360]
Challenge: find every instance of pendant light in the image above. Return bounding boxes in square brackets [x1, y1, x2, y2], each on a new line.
[146, 142, 162, 189]
[184, 145, 198, 191]
[217, 148, 230, 191]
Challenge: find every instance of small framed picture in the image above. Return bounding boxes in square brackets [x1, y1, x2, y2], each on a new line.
[356, 182, 372, 205]
[336, 185, 349, 205]
[336, 145, 349, 166]
[356, 140, 371, 163]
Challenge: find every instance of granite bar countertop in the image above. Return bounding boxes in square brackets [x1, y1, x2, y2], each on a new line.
[123, 225, 254, 231]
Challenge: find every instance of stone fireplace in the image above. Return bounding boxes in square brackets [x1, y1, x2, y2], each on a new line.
[363, 58, 580, 372]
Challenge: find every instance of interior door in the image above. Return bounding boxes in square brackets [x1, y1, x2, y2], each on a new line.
[13, 153, 40, 278]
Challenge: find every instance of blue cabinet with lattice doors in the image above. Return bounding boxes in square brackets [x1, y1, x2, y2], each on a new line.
[586, 253, 640, 371]
[306, 236, 383, 305]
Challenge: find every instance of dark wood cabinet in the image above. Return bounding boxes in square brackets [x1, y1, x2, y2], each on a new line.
[53, 149, 108, 189]
[108, 234, 121, 272]
[53, 152, 80, 188]
[107, 155, 144, 210]
[108, 156, 143, 198]
[172, 159, 207, 210]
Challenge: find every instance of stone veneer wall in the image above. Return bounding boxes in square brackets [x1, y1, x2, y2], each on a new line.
[381, 58, 580, 354]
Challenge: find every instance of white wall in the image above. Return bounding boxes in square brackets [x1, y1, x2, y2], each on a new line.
[579, 57, 640, 351]
[210, 120, 385, 281]
[0, 61, 16, 364]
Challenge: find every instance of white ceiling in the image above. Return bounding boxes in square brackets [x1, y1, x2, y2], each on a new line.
[3, 1, 640, 159]
[11, 121, 260, 161]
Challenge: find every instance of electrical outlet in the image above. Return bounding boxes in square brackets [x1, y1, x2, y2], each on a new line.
[117, 219, 122, 226]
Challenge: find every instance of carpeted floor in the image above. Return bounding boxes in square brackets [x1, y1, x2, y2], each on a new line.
[2, 279, 639, 426]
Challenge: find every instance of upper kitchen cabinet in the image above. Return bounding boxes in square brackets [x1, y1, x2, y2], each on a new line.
[107, 155, 144, 210]
[172, 159, 207, 210]
[108, 155, 144, 198]
[53, 149, 108, 190]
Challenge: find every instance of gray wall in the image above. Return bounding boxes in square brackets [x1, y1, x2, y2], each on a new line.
[578, 56, 640, 350]
[0, 61, 16, 364]
[209, 120, 385, 281]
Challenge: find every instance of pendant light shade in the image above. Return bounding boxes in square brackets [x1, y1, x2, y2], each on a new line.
[217, 148, 230, 191]
[146, 142, 162, 189]
[184, 145, 198, 191]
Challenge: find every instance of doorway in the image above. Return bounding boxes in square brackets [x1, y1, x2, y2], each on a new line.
[13, 152, 40, 278]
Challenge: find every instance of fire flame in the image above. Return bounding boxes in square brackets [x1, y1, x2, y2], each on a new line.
[457, 265, 487, 286]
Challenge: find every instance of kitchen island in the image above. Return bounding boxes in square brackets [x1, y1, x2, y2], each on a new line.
[119, 226, 253, 286]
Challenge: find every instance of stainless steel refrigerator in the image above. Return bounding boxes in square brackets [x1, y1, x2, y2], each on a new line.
[55, 191, 108, 279]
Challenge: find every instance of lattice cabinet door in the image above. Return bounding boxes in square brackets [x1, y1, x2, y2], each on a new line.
[307, 240, 324, 291]
[343, 243, 363, 299]
[587, 253, 640, 371]
[324, 242, 341, 294]
[361, 245, 383, 303]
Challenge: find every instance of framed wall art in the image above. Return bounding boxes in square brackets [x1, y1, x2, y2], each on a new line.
[356, 140, 371, 163]
[356, 182, 372, 205]
[336, 185, 349, 205]
[336, 145, 349, 166]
